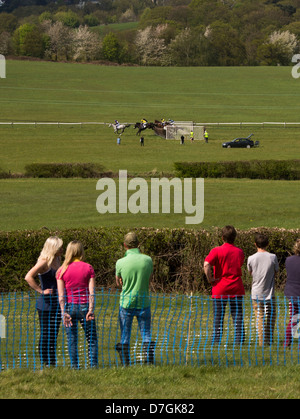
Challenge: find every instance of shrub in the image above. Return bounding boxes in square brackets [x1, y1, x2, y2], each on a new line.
[0, 227, 299, 294]
[24, 162, 111, 178]
[174, 160, 300, 180]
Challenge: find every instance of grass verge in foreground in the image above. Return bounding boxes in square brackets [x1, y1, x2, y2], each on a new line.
[1, 365, 300, 399]
[0, 177, 299, 231]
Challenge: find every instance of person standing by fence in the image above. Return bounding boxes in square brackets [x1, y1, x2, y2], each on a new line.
[204, 225, 245, 345]
[247, 233, 279, 346]
[115, 232, 155, 366]
[25, 236, 63, 367]
[57, 241, 98, 369]
[284, 239, 300, 347]
[204, 129, 209, 143]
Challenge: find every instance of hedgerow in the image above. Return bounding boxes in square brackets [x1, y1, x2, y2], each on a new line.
[174, 160, 300, 180]
[0, 227, 298, 294]
[24, 163, 111, 178]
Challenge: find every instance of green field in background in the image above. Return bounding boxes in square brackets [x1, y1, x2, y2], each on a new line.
[1, 60, 300, 123]
[0, 60, 299, 231]
[0, 177, 298, 231]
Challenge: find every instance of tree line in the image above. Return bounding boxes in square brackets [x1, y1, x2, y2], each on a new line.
[1, 0, 300, 66]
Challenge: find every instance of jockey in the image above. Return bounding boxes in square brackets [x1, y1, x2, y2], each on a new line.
[141, 118, 148, 128]
[115, 120, 120, 128]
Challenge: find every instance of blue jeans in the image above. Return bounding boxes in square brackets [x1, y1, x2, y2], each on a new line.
[118, 306, 151, 345]
[65, 303, 98, 368]
[212, 297, 245, 345]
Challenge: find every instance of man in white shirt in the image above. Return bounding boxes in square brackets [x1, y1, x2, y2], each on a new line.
[247, 232, 279, 346]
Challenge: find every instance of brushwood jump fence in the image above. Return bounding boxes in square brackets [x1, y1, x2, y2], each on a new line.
[1, 290, 300, 370]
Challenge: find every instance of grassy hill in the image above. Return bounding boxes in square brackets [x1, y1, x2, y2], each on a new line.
[1, 60, 300, 123]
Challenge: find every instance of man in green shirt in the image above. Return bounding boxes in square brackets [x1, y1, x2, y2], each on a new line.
[115, 232, 155, 365]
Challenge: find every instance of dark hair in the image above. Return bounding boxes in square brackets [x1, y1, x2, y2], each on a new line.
[254, 233, 269, 249]
[221, 225, 237, 244]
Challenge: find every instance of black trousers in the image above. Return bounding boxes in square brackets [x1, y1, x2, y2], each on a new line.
[37, 309, 61, 366]
[212, 297, 245, 345]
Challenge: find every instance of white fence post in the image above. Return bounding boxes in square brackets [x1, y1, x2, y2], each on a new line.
[0, 55, 6, 79]
[0, 314, 5, 339]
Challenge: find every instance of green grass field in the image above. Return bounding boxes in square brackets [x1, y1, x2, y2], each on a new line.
[0, 177, 299, 231]
[1, 365, 300, 399]
[1, 61, 300, 123]
[0, 60, 300, 231]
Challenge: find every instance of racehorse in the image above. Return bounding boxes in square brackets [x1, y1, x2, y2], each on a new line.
[108, 123, 131, 134]
[154, 119, 173, 128]
[134, 122, 155, 135]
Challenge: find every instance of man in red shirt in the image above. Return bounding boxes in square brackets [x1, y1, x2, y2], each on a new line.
[204, 225, 245, 345]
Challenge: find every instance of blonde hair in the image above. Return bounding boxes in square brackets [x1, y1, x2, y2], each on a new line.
[293, 239, 300, 256]
[38, 236, 63, 268]
[58, 241, 84, 279]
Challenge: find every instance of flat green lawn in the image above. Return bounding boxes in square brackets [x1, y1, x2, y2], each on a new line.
[1, 60, 300, 123]
[0, 177, 298, 231]
[0, 125, 300, 174]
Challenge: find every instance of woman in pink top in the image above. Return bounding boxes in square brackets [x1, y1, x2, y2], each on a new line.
[57, 241, 98, 368]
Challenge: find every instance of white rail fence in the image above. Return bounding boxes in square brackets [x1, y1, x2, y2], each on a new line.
[0, 121, 300, 128]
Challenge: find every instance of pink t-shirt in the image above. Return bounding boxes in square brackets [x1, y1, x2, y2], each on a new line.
[57, 261, 95, 304]
[205, 243, 245, 298]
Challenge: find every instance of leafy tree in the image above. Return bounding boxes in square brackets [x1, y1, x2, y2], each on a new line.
[0, 12, 18, 34]
[205, 21, 247, 66]
[83, 13, 100, 27]
[101, 32, 121, 62]
[284, 21, 300, 38]
[169, 27, 208, 66]
[38, 11, 53, 23]
[73, 25, 101, 61]
[257, 30, 298, 65]
[189, 0, 230, 27]
[0, 31, 12, 55]
[139, 6, 173, 28]
[135, 25, 171, 65]
[119, 8, 136, 23]
[13, 23, 45, 57]
[42, 19, 73, 60]
[54, 10, 80, 28]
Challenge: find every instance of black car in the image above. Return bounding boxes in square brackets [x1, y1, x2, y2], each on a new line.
[222, 134, 259, 148]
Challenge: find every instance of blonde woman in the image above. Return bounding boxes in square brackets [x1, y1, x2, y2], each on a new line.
[57, 241, 98, 369]
[25, 236, 63, 367]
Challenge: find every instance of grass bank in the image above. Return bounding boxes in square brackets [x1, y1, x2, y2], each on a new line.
[1, 365, 300, 399]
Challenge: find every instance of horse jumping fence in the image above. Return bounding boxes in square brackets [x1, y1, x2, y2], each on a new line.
[1, 290, 299, 370]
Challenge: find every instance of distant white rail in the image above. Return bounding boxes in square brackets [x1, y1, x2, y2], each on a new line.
[0, 121, 107, 126]
[194, 122, 300, 127]
[0, 121, 300, 127]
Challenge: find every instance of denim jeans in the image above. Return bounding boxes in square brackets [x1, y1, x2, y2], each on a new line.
[284, 297, 300, 347]
[252, 298, 276, 346]
[37, 308, 61, 366]
[65, 303, 98, 368]
[212, 297, 245, 345]
[118, 305, 151, 345]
